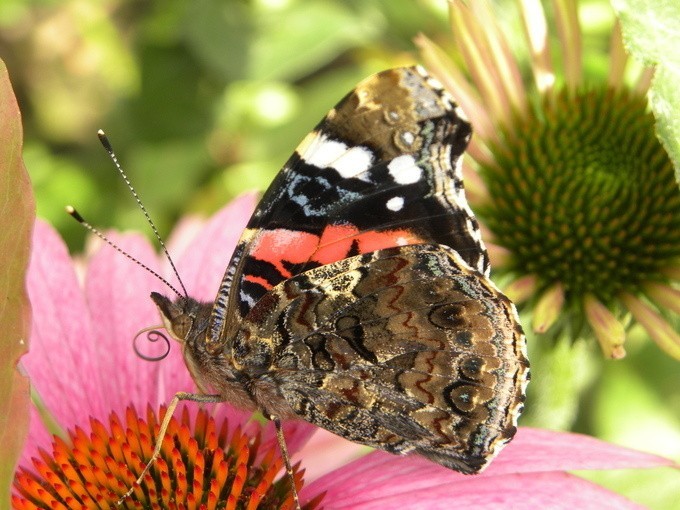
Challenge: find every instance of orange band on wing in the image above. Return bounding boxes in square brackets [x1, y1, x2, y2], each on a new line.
[243, 274, 275, 290]
[248, 225, 425, 282]
[248, 229, 321, 279]
[314, 224, 424, 265]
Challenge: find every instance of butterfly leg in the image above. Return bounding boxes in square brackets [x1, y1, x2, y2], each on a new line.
[117, 391, 223, 504]
[271, 416, 301, 510]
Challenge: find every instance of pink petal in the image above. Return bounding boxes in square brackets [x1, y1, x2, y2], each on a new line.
[302, 428, 674, 509]
[21, 407, 51, 468]
[305, 459, 644, 509]
[22, 221, 98, 462]
[292, 429, 369, 482]
[83, 231, 196, 415]
[171, 192, 258, 301]
[165, 215, 207, 267]
[486, 427, 675, 474]
[255, 419, 320, 460]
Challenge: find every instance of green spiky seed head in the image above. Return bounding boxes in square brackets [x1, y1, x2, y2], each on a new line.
[480, 87, 680, 306]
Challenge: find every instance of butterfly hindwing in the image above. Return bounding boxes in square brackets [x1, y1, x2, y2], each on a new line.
[232, 244, 529, 474]
[206, 67, 488, 347]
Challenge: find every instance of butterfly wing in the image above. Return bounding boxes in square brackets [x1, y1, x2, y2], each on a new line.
[207, 67, 487, 348]
[232, 244, 529, 473]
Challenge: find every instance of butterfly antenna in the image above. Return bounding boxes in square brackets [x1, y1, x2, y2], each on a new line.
[66, 206, 185, 299]
[96, 129, 188, 297]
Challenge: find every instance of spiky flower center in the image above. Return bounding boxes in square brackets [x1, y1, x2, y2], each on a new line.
[481, 87, 680, 305]
[13, 406, 311, 510]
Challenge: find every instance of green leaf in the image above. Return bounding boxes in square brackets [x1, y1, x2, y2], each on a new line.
[0, 58, 34, 506]
[249, 1, 383, 81]
[649, 65, 680, 183]
[610, 0, 680, 182]
[183, 0, 254, 82]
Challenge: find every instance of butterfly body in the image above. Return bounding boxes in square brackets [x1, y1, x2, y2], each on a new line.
[152, 66, 529, 476]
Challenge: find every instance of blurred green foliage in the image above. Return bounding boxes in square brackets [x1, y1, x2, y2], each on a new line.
[1, 0, 448, 246]
[2, 0, 679, 508]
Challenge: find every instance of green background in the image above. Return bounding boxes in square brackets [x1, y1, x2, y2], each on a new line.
[2, 0, 679, 508]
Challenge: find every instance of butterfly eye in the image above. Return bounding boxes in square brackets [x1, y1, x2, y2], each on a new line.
[171, 315, 194, 341]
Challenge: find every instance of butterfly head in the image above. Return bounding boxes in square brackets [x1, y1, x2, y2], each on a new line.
[150, 292, 208, 343]
[150, 291, 219, 381]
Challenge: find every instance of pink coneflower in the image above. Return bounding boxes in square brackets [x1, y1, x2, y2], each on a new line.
[417, 0, 680, 359]
[13, 197, 675, 508]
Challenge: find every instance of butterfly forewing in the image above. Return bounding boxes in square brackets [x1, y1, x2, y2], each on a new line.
[232, 244, 529, 474]
[207, 67, 488, 347]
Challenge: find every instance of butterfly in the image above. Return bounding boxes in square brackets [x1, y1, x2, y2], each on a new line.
[142, 66, 529, 507]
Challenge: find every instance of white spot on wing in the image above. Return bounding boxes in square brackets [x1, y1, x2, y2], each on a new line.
[454, 153, 464, 178]
[332, 146, 374, 179]
[454, 105, 469, 122]
[301, 134, 348, 168]
[297, 132, 374, 180]
[386, 196, 405, 211]
[388, 155, 422, 184]
[401, 131, 415, 146]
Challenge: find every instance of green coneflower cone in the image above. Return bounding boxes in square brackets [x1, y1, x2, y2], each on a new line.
[479, 86, 680, 358]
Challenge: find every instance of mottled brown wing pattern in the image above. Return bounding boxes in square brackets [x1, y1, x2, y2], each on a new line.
[233, 244, 529, 473]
